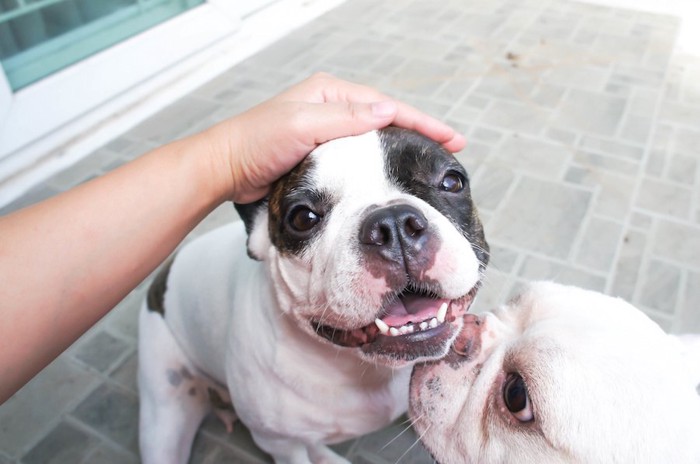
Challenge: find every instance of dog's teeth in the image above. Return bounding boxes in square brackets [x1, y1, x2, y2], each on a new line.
[437, 302, 448, 323]
[399, 325, 409, 335]
[375, 318, 389, 335]
[407, 325, 415, 334]
[429, 318, 438, 328]
[419, 321, 429, 331]
[389, 327, 400, 336]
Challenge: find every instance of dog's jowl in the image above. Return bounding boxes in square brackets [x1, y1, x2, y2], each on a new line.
[137, 127, 488, 464]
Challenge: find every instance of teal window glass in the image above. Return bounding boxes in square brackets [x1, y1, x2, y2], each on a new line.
[0, 0, 205, 91]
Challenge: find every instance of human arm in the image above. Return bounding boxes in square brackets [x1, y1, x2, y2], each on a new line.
[0, 73, 465, 403]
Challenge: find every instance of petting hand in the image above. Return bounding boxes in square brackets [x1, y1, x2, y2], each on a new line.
[203, 72, 466, 204]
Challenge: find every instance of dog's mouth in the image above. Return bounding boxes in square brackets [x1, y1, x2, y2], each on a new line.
[311, 284, 479, 362]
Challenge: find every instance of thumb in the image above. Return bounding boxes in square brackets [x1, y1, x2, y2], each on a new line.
[307, 101, 398, 144]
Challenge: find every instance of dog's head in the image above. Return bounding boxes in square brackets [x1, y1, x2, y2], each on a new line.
[410, 281, 700, 463]
[235, 127, 488, 367]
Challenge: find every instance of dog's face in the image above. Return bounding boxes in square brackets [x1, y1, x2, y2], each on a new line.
[235, 128, 488, 366]
[410, 281, 700, 464]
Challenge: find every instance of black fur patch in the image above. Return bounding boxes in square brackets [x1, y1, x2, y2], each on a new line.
[263, 156, 335, 256]
[146, 257, 175, 315]
[379, 127, 489, 268]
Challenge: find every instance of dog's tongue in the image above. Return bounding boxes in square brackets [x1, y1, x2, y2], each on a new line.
[381, 295, 449, 327]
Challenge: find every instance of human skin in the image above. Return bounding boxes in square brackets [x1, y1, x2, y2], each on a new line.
[0, 73, 465, 403]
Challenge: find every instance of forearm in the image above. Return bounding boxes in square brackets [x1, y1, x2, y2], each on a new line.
[0, 131, 226, 402]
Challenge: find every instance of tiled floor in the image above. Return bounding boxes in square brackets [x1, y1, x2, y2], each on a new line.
[2, 0, 700, 462]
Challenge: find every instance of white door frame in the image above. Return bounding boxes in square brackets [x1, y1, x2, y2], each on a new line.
[0, 1, 242, 175]
[0, 0, 346, 207]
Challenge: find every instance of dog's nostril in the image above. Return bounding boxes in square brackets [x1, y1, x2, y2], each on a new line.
[404, 215, 426, 237]
[366, 224, 392, 246]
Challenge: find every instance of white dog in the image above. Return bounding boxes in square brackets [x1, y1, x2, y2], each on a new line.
[410, 281, 700, 463]
[137, 128, 489, 463]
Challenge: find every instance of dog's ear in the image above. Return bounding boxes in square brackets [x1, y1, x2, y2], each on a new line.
[234, 199, 270, 261]
[671, 334, 700, 392]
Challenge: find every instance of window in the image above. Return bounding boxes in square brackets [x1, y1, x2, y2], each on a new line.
[0, 0, 204, 90]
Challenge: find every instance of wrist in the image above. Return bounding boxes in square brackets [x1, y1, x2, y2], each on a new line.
[185, 120, 239, 206]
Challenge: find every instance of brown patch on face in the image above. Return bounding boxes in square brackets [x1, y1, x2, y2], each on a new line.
[265, 156, 334, 257]
[147, 257, 175, 315]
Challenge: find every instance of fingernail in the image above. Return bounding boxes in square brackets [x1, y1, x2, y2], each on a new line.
[371, 101, 397, 118]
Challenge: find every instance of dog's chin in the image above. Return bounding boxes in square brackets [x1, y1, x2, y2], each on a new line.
[310, 286, 479, 365]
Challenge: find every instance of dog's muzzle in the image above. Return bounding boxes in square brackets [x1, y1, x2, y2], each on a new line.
[311, 286, 479, 362]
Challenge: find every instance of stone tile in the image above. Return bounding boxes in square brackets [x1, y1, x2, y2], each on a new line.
[659, 100, 700, 127]
[393, 59, 459, 94]
[81, 444, 139, 464]
[630, 212, 653, 230]
[493, 134, 570, 177]
[636, 178, 692, 218]
[198, 415, 273, 463]
[0, 183, 60, 216]
[46, 149, 121, 191]
[103, 136, 157, 162]
[489, 245, 520, 274]
[546, 127, 578, 145]
[109, 352, 138, 394]
[611, 229, 646, 301]
[619, 114, 654, 143]
[472, 268, 516, 313]
[575, 217, 623, 271]
[0, 356, 100, 457]
[676, 270, 700, 333]
[72, 330, 130, 373]
[517, 256, 606, 292]
[102, 286, 145, 341]
[645, 148, 666, 177]
[21, 421, 99, 464]
[349, 419, 433, 464]
[543, 65, 608, 91]
[72, 383, 139, 453]
[489, 177, 592, 259]
[480, 100, 551, 135]
[455, 141, 490, 173]
[579, 136, 644, 160]
[555, 89, 626, 136]
[639, 259, 681, 314]
[667, 153, 698, 186]
[652, 220, 700, 267]
[126, 95, 220, 145]
[473, 69, 538, 101]
[471, 165, 516, 211]
[573, 150, 639, 175]
[674, 127, 700, 157]
[471, 127, 504, 145]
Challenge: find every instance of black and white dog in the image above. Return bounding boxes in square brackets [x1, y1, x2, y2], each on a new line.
[137, 128, 488, 463]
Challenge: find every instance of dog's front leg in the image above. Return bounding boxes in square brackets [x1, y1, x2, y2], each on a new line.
[308, 444, 352, 464]
[138, 305, 210, 464]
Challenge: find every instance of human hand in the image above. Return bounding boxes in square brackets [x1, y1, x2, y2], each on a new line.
[202, 73, 466, 204]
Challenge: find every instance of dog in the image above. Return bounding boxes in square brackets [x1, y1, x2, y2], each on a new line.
[137, 127, 489, 463]
[410, 281, 700, 464]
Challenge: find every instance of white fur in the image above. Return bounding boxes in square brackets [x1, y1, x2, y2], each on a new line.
[411, 281, 700, 464]
[138, 131, 483, 463]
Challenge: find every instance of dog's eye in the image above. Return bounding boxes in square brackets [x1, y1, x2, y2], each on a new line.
[288, 206, 321, 232]
[503, 373, 534, 422]
[440, 172, 464, 193]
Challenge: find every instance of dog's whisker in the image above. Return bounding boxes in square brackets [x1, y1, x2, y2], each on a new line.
[381, 414, 421, 451]
[394, 422, 431, 464]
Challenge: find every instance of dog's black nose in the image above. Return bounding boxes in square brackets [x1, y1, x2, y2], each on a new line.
[359, 204, 429, 264]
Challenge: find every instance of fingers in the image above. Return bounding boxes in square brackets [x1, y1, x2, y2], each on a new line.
[299, 101, 400, 145]
[391, 100, 467, 152]
[283, 73, 466, 152]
